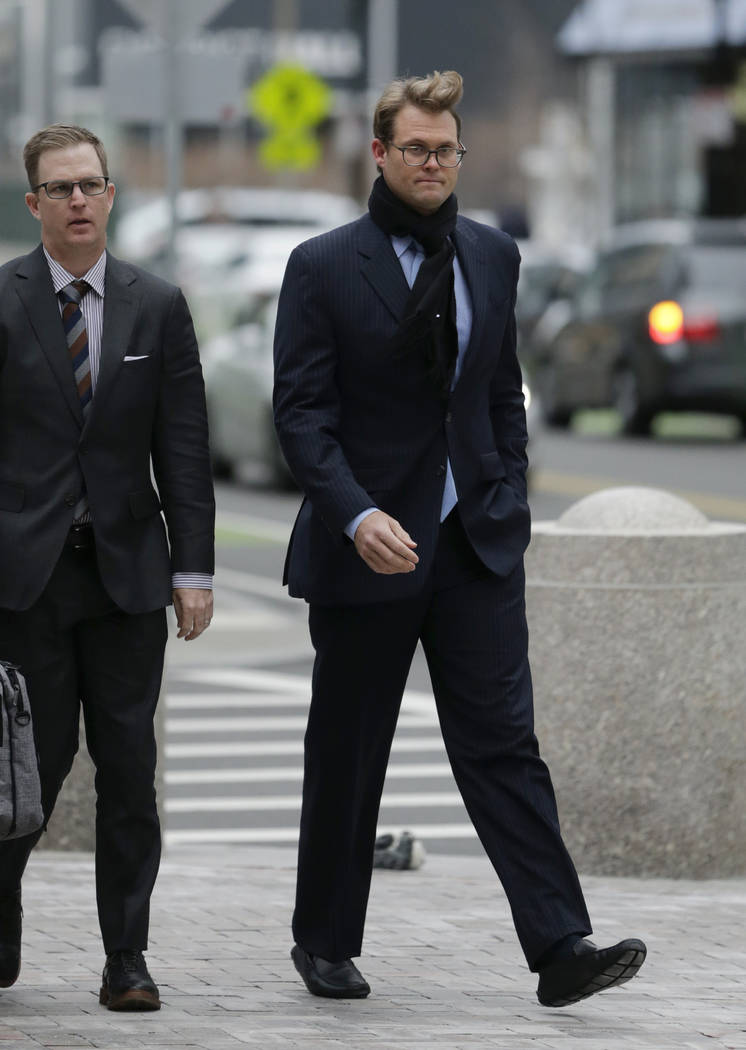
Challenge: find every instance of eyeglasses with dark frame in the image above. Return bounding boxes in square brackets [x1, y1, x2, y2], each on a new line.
[390, 144, 467, 168]
[32, 177, 110, 200]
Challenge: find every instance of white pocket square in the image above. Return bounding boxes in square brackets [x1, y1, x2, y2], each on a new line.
[123, 355, 149, 361]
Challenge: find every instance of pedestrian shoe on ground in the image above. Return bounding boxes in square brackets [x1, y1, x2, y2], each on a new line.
[537, 937, 647, 1007]
[291, 944, 370, 999]
[0, 890, 22, 988]
[373, 830, 426, 870]
[99, 949, 161, 1011]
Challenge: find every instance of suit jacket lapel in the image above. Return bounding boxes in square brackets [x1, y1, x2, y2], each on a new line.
[358, 216, 411, 322]
[14, 245, 83, 427]
[452, 219, 490, 386]
[85, 252, 139, 434]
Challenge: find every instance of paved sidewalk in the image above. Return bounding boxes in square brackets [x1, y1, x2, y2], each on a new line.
[1, 847, 744, 1049]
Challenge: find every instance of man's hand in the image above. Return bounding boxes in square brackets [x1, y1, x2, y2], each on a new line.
[173, 587, 214, 641]
[353, 511, 419, 575]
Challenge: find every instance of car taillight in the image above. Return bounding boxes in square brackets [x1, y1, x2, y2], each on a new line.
[648, 301, 683, 344]
[683, 317, 720, 342]
[648, 301, 720, 344]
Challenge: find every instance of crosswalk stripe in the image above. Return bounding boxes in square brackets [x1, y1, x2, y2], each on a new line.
[167, 692, 310, 710]
[171, 668, 435, 707]
[165, 791, 463, 813]
[166, 737, 446, 759]
[164, 823, 479, 846]
[164, 762, 453, 784]
[167, 690, 436, 713]
[166, 713, 437, 733]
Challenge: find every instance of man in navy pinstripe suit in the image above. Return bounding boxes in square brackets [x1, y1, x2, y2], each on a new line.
[273, 71, 646, 1008]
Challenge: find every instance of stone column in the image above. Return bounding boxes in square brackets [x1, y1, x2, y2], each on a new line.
[40, 679, 167, 851]
[525, 486, 746, 878]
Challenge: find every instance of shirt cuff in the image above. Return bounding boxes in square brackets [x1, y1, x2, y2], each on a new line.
[172, 573, 213, 590]
[345, 507, 378, 540]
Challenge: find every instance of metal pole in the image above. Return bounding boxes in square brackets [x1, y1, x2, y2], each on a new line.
[367, 0, 398, 100]
[21, 0, 49, 137]
[164, 0, 182, 284]
[587, 56, 616, 239]
[42, 0, 55, 124]
[273, 0, 298, 31]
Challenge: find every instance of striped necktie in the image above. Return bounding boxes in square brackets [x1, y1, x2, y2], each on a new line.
[59, 279, 91, 521]
[59, 279, 92, 416]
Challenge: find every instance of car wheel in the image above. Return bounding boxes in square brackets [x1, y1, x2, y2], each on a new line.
[537, 369, 573, 428]
[210, 451, 234, 480]
[206, 398, 234, 479]
[612, 368, 654, 436]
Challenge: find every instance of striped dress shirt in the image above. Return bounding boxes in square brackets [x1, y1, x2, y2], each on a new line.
[45, 247, 212, 591]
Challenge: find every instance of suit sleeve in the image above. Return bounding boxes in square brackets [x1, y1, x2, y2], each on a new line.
[489, 242, 529, 502]
[151, 287, 216, 574]
[273, 245, 376, 540]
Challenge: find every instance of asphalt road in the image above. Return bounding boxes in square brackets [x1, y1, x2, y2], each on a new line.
[163, 415, 746, 856]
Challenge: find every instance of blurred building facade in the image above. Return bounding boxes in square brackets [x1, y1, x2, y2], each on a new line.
[0, 0, 577, 224]
[559, 0, 746, 239]
[1, 1, 745, 247]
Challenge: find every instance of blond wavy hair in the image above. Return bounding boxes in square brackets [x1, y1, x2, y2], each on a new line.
[373, 70, 463, 143]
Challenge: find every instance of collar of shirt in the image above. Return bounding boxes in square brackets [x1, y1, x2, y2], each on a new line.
[390, 234, 422, 261]
[44, 247, 107, 299]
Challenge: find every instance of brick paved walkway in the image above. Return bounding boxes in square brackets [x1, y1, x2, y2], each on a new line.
[0, 847, 744, 1049]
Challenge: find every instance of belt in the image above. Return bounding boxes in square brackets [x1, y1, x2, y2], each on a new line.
[65, 524, 95, 550]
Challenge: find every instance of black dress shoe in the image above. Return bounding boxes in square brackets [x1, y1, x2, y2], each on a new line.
[99, 950, 161, 1011]
[537, 937, 647, 1007]
[291, 944, 370, 999]
[0, 890, 22, 989]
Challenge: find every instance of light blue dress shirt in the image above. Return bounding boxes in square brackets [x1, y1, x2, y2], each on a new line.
[345, 233, 473, 539]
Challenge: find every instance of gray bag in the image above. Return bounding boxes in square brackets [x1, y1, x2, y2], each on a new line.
[0, 661, 44, 840]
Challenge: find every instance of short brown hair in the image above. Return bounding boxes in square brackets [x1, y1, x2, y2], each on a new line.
[373, 70, 463, 144]
[23, 124, 109, 189]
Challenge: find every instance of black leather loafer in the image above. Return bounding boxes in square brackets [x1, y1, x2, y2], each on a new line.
[0, 890, 22, 988]
[291, 944, 370, 998]
[99, 949, 161, 1011]
[537, 937, 647, 1007]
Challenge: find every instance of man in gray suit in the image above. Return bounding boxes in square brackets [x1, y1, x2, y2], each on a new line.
[274, 70, 646, 1007]
[0, 124, 214, 1010]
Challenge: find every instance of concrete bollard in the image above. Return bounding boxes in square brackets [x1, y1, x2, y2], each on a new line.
[525, 487, 746, 878]
[40, 681, 166, 851]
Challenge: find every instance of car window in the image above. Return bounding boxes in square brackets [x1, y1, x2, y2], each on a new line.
[576, 244, 669, 318]
[679, 245, 746, 289]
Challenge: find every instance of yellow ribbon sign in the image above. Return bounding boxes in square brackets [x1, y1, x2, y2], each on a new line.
[249, 64, 332, 171]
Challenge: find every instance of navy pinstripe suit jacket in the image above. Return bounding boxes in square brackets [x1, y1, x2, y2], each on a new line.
[273, 212, 530, 606]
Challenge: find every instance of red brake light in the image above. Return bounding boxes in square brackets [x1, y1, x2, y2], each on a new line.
[682, 317, 720, 343]
[648, 301, 720, 344]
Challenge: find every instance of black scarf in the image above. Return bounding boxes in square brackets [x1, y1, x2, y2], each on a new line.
[368, 174, 459, 394]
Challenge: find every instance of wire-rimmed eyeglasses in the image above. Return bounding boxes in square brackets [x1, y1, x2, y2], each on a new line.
[32, 177, 110, 200]
[390, 145, 467, 168]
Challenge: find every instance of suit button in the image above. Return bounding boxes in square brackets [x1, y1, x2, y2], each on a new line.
[445, 412, 453, 423]
[436, 464, 446, 477]
[64, 493, 76, 507]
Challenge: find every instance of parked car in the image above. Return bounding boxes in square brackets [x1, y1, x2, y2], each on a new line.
[527, 219, 746, 434]
[203, 293, 291, 485]
[114, 186, 361, 264]
[205, 284, 538, 489]
[515, 241, 590, 361]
